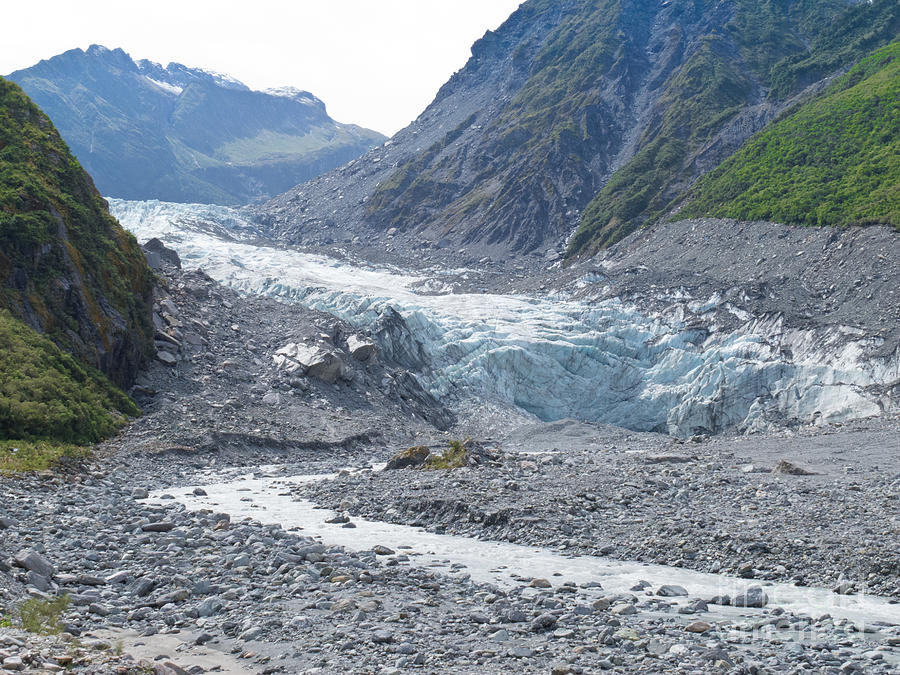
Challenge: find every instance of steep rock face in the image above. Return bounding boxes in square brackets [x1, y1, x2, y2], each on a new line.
[7, 46, 385, 205]
[571, 0, 900, 253]
[260, 0, 898, 257]
[0, 77, 153, 386]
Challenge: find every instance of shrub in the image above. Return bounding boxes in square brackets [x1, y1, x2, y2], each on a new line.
[424, 439, 470, 470]
[18, 595, 70, 635]
[0, 310, 137, 445]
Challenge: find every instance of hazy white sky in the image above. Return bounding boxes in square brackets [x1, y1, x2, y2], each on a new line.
[1, 1, 523, 136]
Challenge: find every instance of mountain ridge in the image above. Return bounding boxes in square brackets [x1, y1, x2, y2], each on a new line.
[7, 45, 385, 205]
[260, 0, 899, 259]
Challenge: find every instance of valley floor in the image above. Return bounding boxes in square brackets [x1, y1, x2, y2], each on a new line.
[2, 260, 899, 674]
[1, 420, 899, 674]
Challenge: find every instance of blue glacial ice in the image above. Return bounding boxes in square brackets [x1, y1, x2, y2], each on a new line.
[111, 199, 898, 437]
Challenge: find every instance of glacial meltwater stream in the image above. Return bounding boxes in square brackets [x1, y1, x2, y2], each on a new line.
[148, 468, 900, 633]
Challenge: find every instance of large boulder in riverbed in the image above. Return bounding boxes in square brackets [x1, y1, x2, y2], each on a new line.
[733, 586, 768, 608]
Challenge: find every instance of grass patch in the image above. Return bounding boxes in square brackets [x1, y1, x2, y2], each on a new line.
[0, 439, 90, 474]
[17, 595, 70, 635]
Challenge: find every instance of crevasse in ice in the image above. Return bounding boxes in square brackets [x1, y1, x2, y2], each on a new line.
[111, 199, 897, 437]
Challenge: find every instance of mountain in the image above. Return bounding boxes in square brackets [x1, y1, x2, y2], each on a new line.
[0, 76, 153, 396]
[6, 45, 385, 205]
[260, 0, 899, 257]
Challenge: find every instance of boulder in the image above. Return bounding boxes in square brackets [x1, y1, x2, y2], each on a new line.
[531, 613, 558, 631]
[142, 238, 182, 270]
[306, 350, 348, 383]
[273, 343, 347, 382]
[13, 550, 54, 577]
[156, 350, 177, 366]
[26, 570, 51, 591]
[346, 335, 376, 362]
[733, 586, 768, 608]
[775, 459, 817, 475]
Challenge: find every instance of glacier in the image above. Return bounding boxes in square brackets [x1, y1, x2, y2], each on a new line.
[110, 199, 898, 437]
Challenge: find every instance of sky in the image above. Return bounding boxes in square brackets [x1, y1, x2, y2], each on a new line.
[1, 1, 523, 136]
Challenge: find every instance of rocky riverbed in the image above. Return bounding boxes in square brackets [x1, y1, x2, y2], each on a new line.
[2, 445, 900, 675]
[298, 418, 900, 598]
[2, 248, 899, 674]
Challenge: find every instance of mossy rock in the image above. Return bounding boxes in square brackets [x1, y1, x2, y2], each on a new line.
[385, 445, 431, 470]
[423, 439, 499, 471]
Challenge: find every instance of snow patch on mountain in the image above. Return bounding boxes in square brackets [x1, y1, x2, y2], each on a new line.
[264, 87, 323, 107]
[144, 77, 183, 96]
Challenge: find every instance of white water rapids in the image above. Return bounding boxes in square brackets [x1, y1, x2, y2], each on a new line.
[110, 198, 897, 437]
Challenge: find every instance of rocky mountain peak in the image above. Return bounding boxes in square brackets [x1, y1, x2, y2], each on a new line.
[6, 46, 385, 205]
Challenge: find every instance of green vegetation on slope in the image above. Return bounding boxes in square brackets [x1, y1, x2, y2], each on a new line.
[681, 42, 900, 229]
[0, 310, 137, 445]
[0, 76, 153, 385]
[488, 0, 621, 151]
[572, 34, 756, 250]
[569, 0, 900, 255]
